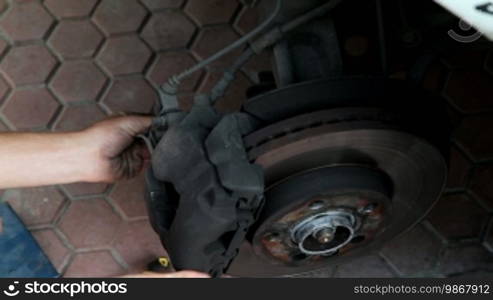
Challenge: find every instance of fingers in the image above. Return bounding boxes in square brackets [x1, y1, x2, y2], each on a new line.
[110, 140, 148, 180]
[119, 115, 153, 137]
[94, 115, 153, 137]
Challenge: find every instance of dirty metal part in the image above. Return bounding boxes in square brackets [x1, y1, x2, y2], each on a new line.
[251, 165, 392, 268]
[242, 78, 450, 159]
[291, 211, 356, 255]
[227, 108, 447, 277]
[272, 17, 343, 86]
[243, 78, 407, 123]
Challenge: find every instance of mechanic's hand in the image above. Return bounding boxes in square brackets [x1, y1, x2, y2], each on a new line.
[82, 115, 152, 182]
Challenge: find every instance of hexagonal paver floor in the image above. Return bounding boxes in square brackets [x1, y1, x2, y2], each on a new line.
[2, 87, 59, 130]
[3, 187, 67, 227]
[49, 20, 104, 59]
[380, 225, 443, 276]
[0, 1, 53, 42]
[97, 35, 151, 76]
[185, 0, 238, 26]
[428, 194, 489, 241]
[44, 0, 99, 19]
[58, 198, 123, 249]
[50, 61, 107, 103]
[141, 10, 196, 51]
[0, 44, 57, 87]
[0, 0, 492, 278]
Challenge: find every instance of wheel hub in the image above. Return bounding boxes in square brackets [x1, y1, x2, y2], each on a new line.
[251, 165, 393, 267]
[291, 210, 356, 256]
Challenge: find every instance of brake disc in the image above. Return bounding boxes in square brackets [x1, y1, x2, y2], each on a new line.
[227, 106, 447, 277]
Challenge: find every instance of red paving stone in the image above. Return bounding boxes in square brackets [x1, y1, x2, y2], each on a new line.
[113, 220, 166, 272]
[141, 0, 184, 10]
[185, 0, 238, 26]
[92, 0, 147, 36]
[63, 183, 110, 198]
[2, 87, 59, 130]
[0, 0, 53, 42]
[102, 77, 156, 115]
[0, 0, 490, 278]
[0, 0, 8, 15]
[455, 116, 493, 161]
[59, 198, 123, 249]
[4, 187, 66, 227]
[0, 44, 57, 87]
[428, 194, 490, 241]
[470, 164, 493, 210]
[446, 146, 471, 189]
[0, 119, 8, 132]
[486, 222, 493, 251]
[110, 174, 148, 219]
[445, 70, 493, 113]
[381, 225, 442, 276]
[438, 245, 493, 276]
[0, 37, 8, 56]
[335, 255, 394, 278]
[32, 229, 70, 272]
[0, 74, 10, 105]
[49, 20, 103, 59]
[97, 35, 152, 76]
[50, 61, 107, 103]
[44, 0, 99, 19]
[141, 10, 196, 51]
[234, 5, 260, 35]
[64, 251, 125, 278]
[54, 103, 107, 131]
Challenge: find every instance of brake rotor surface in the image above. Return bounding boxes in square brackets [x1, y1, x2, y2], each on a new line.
[227, 108, 447, 277]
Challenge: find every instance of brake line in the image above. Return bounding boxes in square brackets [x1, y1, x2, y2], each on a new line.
[163, 0, 283, 89]
[158, 0, 344, 113]
[207, 0, 344, 105]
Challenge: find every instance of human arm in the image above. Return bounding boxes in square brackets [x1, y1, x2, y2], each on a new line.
[0, 116, 151, 189]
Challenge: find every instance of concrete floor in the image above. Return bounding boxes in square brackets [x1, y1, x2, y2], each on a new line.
[0, 0, 492, 277]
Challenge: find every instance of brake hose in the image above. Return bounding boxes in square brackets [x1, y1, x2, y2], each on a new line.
[164, 0, 283, 89]
[159, 0, 344, 113]
[207, 0, 344, 105]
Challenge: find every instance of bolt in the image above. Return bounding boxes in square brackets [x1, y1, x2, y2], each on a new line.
[314, 228, 335, 244]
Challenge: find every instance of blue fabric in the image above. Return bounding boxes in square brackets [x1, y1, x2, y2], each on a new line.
[0, 203, 58, 278]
